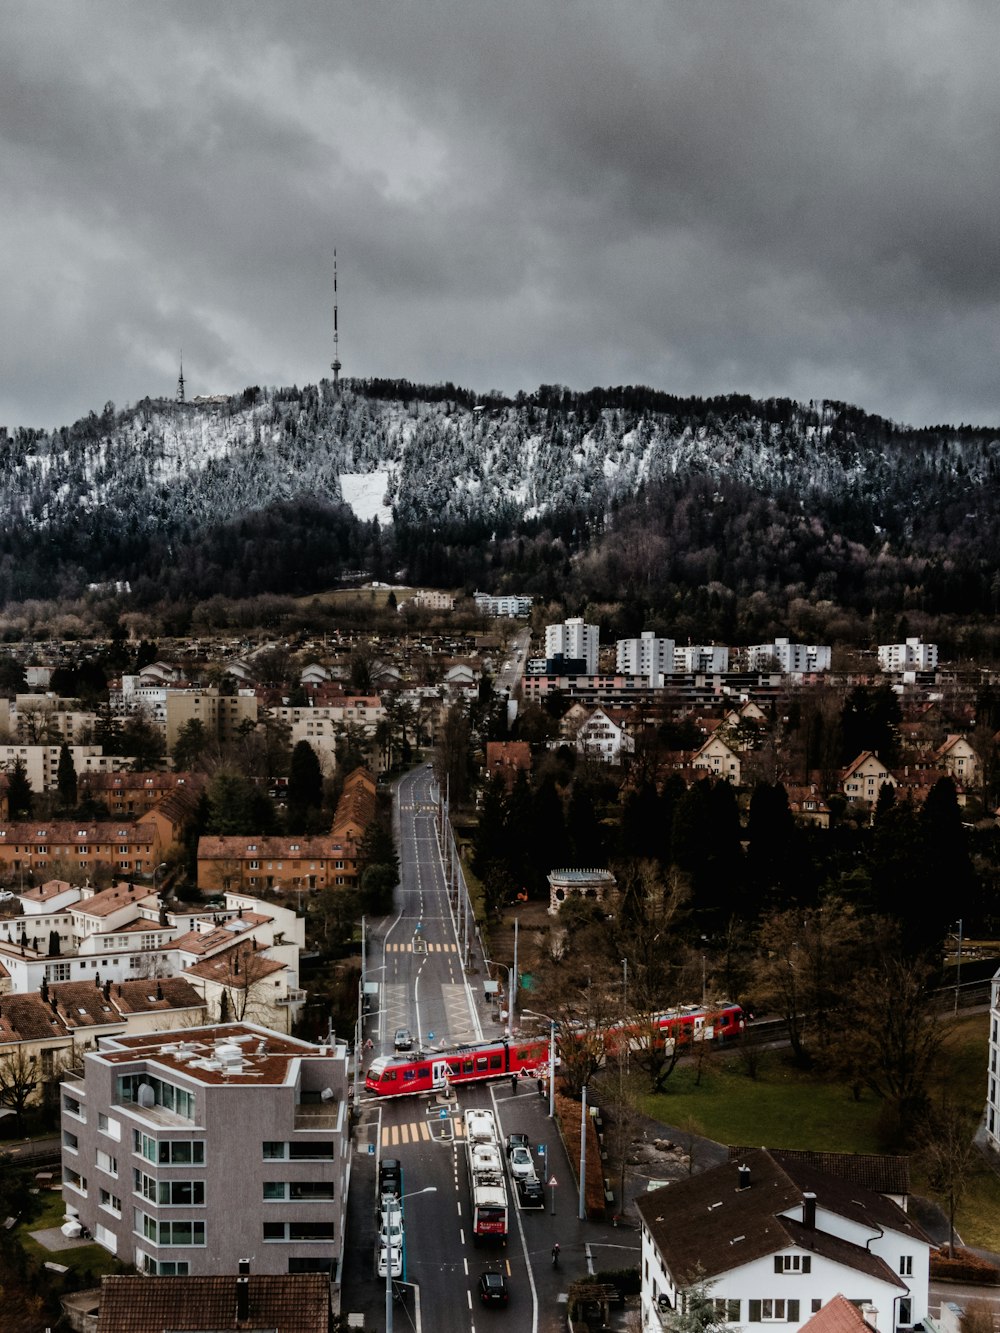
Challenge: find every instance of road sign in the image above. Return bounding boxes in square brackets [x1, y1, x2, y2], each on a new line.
[537, 1145, 546, 1156]
[439, 1109, 448, 1120]
[368, 1144, 375, 1155]
[427, 1031, 435, 1041]
[548, 1176, 558, 1187]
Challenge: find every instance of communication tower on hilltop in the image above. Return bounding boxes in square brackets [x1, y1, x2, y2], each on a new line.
[177, 353, 186, 404]
[330, 250, 342, 397]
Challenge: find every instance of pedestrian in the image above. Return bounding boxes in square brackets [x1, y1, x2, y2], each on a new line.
[551, 1242, 560, 1268]
[510, 1074, 518, 1095]
[537, 1076, 544, 1097]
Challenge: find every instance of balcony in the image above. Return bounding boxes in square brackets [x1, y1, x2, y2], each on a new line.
[277, 987, 307, 1007]
[293, 1099, 341, 1131]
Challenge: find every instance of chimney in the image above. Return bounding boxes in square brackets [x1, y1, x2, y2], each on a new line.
[238, 1257, 251, 1275]
[737, 1164, 751, 1191]
[156, 981, 163, 1001]
[803, 1192, 816, 1228]
[103, 979, 111, 1001]
[236, 1274, 250, 1322]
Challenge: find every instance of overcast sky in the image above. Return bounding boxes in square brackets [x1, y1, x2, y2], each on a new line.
[3, 1, 999, 431]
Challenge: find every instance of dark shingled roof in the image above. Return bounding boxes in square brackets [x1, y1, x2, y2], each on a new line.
[728, 1146, 910, 1197]
[96, 1272, 329, 1333]
[636, 1148, 926, 1287]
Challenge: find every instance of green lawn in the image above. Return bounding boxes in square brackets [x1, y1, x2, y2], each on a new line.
[632, 1013, 1000, 1251]
[18, 1186, 124, 1279]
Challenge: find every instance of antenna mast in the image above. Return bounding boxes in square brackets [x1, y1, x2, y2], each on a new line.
[330, 250, 342, 397]
[177, 352, 185, 404]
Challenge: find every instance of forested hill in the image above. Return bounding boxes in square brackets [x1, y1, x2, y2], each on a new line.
[2, 380, 999, 631]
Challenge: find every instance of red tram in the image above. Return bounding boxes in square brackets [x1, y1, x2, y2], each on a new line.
[365, 1035, 549, 1097]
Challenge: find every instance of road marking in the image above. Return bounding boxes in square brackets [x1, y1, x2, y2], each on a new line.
[379, 1118, 435, 1146]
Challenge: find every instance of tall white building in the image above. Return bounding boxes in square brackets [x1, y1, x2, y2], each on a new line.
[674, 644, 730, 673]
[747, 638, 832, 673]
[878, 638, 938, 672]
[544, 617, 599, 674]
[616, 632, 675, 683]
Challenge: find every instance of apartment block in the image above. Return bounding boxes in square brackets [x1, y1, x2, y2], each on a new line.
[60, 1022, 350, 1276]
[616, 631, 675, 682]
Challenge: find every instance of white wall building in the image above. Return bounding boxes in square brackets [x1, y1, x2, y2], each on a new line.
[474, 592, 533, 618]
[747, 639, 832, 673]
[617, 632, 675, 683]
[878, 638, 938, 672]
[674, 644, 730, 673]
[544, 617, 599, 674]
[636, 1149, 929, 1333]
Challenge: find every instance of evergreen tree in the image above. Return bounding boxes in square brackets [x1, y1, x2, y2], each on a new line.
[56, 742, 77, 810]
[288, 746, 322, 815]
[6, 757, 32, 819]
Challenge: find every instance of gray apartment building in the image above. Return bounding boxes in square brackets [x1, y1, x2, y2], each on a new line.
[60, 1022, 349, 1276]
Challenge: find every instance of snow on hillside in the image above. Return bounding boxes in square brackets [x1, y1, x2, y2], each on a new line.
[339, 470, 395, 525]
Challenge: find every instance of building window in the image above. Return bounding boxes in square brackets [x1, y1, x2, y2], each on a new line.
[899, 1256, 913, 1277]
[137, 1211, 206, 1246]
[712, 1300, 741, 1321]
[134, 1170, 205, 1206]
[775, 1255, 811, 1274]
[263, 1181, 335, 1201]
[262, 1141, 335, 1161]
[96, 1149, 118, 1177]
[99, 1188, 122, 1215]
[118, 1073, 195, 1121]
[263, 1220, 335, 1241]
[46, 962, 72, 982]
[749, 1300, 800, 1323]
[133, 1132, 204, 1166]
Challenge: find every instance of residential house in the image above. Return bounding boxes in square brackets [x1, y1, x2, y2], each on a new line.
[636, 1148, 929, 1333]
[692, 735, 742, 783]
[574, 707, 635, 765]
[841, 753, 896, 809]
[485, 741, 532, 792]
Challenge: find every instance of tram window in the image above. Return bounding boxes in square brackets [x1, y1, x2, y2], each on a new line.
[403, 1070, 416, 1081]
[448, 1061, 460, 1076]
[463, 1060, 473, 1074]
[476, 1057, 488, 1070]
[516, 1049, 532, 1061]
[489, 1055, 502, 1070]
[382, 1070, 396, 1082]
[418, 1066, 430, 1079]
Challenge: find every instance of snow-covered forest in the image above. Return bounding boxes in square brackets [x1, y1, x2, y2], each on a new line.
[2, 379, 999, 639]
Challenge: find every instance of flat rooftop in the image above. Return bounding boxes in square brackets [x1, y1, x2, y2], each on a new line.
[94, 1023, 344, 1086]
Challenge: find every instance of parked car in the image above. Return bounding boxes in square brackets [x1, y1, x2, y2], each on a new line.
[508, 1146, 535, 1181]
[516, 1176, 545, 1209]
[0, 890, 15, 902]
[377, 1244, 402, 1278]
[505, 1132, 530, 1157]
[478, 1270, 509, 1307]
[378, 1213, 403, 1248]
[394, 1027, 414, 1051]
[379, 1158, 402, 1199]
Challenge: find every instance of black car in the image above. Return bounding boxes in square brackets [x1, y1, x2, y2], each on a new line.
[516, 1176, 545, 1209]
[379, 1157, 402, 1198]
[478, 1270, 509, 1307]
[394, 1027, 414, 1051]
[505, 1132, 530, 1157]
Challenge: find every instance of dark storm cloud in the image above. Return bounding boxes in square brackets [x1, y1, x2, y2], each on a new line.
[2, 1, 999, 429]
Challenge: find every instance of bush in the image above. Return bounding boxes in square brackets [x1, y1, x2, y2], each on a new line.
[930, 1248, 999, 1284]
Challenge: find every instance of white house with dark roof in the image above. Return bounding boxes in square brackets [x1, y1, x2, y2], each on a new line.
[636, 1148, 929, 1333]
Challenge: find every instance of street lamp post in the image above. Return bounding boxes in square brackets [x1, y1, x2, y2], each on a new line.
[483, 957, 515, 1040]
[385, 1186, 437, 1333]
[522, 1009, 558, 1119]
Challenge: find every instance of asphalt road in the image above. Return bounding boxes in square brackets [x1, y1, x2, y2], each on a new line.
[339, 765, 637, 1331]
